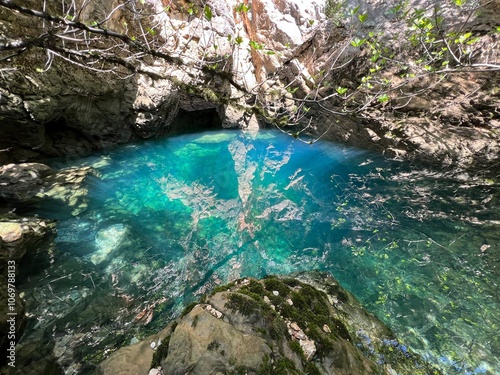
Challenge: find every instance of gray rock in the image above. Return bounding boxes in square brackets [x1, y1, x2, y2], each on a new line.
[0, 163, 54, 201]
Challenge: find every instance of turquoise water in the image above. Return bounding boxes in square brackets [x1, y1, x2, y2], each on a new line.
[21, 130, 499, 374]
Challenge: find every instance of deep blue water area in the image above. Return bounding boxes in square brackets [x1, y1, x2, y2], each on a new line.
[21, 130, 499, 374]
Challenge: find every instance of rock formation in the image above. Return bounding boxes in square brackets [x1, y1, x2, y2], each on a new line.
[0, 214, 56, 362]
[97, 273, 441, 375]
[1, 0, 498, 169]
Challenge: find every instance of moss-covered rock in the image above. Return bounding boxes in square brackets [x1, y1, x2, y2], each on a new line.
[97, 272, 441, 375]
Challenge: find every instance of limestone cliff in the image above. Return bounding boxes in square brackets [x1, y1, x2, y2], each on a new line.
[1, 0, 498, 170]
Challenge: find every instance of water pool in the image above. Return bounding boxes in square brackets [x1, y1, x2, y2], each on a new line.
[19, 129, 500, 374]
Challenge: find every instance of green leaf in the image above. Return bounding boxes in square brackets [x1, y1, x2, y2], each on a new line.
[249, 40, 264, 50]
[235, 35, 243, 45]
[187, 5, 197, 15]
[350, 37, 366, 47]
[378, 94, 390, 103]
[455, 32, 472, 44]
[204, 5, 213, 21]
[351, 5, 360, 15]
[235, 3, 250, 13]
[358, 13, 368, 23]
[336, 86, 348, 95]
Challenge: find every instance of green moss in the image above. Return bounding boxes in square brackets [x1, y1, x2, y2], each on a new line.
[257, 354, 273, 375]
[210, 281, 236, 296]
[263, 277, 291, 297]
[258, 355, 300, 375]
[330, 318, 351, 341]
[269, 316, 288, 341]
[308, 324, 335, 357]
[325, 284, 349, 304]
[242, 279, 266, 296]
[304, 361, 322, 375]
[281, 278, 301, 288]
[239, 290, 265, 302]
[150, 335, 171, 368]
[274, 357, 300, 374]
[289, 340, 304, 357]
[225, 293, 261, 317]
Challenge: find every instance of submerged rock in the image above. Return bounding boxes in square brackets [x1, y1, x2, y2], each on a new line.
[90, 224, 129, 265]
[97, 272, 441, 375]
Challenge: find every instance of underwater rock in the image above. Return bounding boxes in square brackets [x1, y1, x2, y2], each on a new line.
[36, 166, 99, 216]
[90, 224, 129, 265]
[97, 273, 442, 375]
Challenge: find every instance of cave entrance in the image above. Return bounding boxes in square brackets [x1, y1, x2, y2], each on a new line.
[169, 108, 223, 134]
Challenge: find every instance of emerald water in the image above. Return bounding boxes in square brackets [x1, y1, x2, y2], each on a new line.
[20, 129, 499, 374]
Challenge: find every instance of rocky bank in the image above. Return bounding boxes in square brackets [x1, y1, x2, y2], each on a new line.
[96, 273, 441, 375]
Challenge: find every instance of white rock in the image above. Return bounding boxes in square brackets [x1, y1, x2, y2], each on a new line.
[299, 338, 316, 360]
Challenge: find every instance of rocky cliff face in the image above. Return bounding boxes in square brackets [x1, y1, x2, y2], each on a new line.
[299, 0, 500, 170]
[97, 273, 441, 375]
[1, 0, 498, 169]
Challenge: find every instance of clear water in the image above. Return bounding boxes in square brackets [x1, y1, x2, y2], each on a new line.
[20, 129, 499, 374]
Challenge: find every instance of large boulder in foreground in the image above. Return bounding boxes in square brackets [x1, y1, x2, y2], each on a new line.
[97, 272, 441, 375]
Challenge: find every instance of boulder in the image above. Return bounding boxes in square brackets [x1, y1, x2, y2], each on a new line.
[0, 214, 57, 365]
[0, 163, 54, 201]
[0, 162, 98, 216]
[97, 273, 441, 375]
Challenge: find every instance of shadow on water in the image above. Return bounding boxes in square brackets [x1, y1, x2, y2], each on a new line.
[10, 129, 500, 374]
